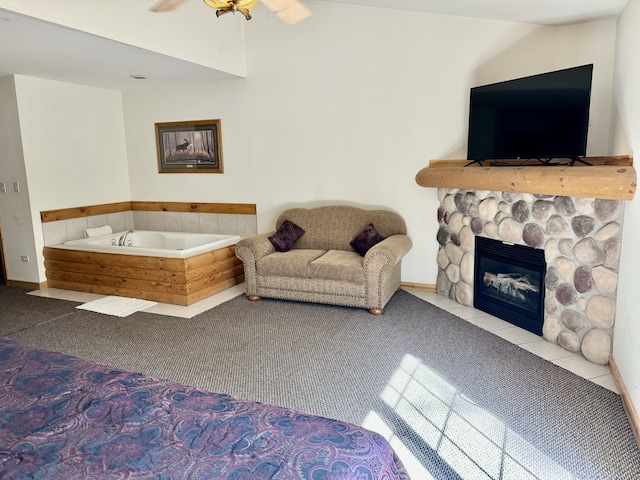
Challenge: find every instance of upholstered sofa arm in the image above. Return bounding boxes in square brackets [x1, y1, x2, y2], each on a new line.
[363, 234, 412, 312]
[235, 232, 276, 262]
[363, 234, 413, 274]
[235, 232, 276, 296]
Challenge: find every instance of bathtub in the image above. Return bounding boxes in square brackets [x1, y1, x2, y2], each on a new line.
[44, 231, 245, 305]
[59, 231, 241, 259]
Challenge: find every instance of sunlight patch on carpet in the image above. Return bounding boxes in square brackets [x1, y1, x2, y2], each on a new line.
[367, 353, 574, 480]
[77, 296, 157, 317]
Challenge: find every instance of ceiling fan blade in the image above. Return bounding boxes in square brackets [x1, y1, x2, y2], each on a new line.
[260, 0, 311, 24]
[150, 0, 190, 12]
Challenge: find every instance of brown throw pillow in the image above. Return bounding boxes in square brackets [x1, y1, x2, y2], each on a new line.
[269, 220, 305, 252]
[350, 223, 385, 256]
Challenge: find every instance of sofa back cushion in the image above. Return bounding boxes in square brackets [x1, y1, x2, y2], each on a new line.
[275, 205, 407, 252]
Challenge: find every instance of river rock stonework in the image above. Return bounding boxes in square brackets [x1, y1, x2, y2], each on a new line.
[436, 188, 624, 365]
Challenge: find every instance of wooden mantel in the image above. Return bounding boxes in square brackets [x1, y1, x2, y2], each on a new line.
[415, 156, 636, 201]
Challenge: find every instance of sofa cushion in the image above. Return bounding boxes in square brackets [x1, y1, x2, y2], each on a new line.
[308, 250, 365, 283]
[257, 250, 326, 277]
[350, 223, 385, 256]
[268, 220, 305, 252]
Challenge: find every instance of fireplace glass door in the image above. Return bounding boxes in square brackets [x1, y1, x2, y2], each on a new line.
[474, 236, 546, 336]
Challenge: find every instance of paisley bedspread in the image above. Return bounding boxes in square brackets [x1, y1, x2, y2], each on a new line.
[0, 337, 410, 479]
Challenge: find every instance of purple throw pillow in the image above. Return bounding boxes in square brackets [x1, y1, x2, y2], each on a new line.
[350, 223, 385, 256]
[269, 220, 305, 252]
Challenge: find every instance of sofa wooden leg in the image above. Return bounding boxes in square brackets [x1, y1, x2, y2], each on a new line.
[247, 295, 261, 301]
[368, 308, 384, 315]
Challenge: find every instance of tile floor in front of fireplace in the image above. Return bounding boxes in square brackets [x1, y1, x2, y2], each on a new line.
[28, 285, 617, 394]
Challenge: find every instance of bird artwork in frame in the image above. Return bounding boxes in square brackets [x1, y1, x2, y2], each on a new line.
[155, 119, 223, 173]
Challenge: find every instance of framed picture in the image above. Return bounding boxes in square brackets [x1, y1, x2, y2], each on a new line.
[155, 119, 223, 173]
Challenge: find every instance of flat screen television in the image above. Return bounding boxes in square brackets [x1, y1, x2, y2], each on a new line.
[466, 64, 593, 164]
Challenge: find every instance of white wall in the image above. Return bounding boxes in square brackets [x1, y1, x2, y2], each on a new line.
[122, 3, 618, 285]
[612, 0, 640, 423]
[0, 76, 37, 283]
[12, 75, 131, 281]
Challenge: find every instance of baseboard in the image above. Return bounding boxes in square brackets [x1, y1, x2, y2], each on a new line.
[609, 355, 640, 448]
[400, 282, 436, 292]
[6, 279, 45, 290]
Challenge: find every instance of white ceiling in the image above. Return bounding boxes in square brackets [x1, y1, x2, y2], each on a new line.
[321, 0, 628, 26]
[0, 0, 628, 91]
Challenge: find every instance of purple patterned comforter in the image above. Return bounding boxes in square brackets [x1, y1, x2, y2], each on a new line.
[0, 337, 410, 479]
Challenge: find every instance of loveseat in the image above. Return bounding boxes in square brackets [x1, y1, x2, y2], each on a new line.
[234, 205, 412, 314]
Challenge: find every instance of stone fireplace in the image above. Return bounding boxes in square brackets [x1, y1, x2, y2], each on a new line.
[435, 188, 624, 365]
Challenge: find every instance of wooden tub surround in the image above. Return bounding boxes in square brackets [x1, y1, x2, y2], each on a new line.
[40, 201, 255, 305]
[43, 245, 244, 306]
[40, 201, 257, 222]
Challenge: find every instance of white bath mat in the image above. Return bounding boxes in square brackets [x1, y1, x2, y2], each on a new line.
[77, 296, 157, 317]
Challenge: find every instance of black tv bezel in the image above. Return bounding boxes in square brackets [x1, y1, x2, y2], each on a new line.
[466, 64, 594, 164]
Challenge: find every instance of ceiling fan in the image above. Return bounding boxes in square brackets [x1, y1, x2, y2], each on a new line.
[150, 0, 311, 24]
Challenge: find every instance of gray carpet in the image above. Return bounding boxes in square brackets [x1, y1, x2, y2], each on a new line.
[2, 285, 639, 479]
[0, 286, 78, 335]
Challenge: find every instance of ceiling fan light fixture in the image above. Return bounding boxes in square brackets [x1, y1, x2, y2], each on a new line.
[204, 0, 259, 20]
[150, 0, 310, 25]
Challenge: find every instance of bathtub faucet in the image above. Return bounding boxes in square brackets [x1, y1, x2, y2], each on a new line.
[118, 230, 134, 246]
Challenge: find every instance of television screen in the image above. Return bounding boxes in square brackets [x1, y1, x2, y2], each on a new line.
[466, 64, 593, 163]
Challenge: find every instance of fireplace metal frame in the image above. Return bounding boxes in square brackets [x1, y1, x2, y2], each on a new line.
[474, 236, 546, 336]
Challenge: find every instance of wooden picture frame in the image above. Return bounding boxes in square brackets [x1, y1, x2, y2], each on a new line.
[155, 119, 223, 173]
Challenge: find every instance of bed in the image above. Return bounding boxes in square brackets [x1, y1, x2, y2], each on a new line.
[0, 337, 410, 479]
